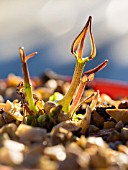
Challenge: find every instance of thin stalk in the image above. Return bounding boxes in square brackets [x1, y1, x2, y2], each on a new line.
[69, 74, 94, 117]
[72, 92, 95, 114]
[19, 47, 38, 114]
[68, 75, 88, 116]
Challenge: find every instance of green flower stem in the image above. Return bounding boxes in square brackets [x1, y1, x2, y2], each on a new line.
[57, 58, 88, 113]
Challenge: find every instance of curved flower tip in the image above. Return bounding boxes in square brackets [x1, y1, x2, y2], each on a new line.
[71, 16, 96, 62]
[88, 17, 96, 60]
[19, 47, 25, 63]
[19, 47, 38, 63]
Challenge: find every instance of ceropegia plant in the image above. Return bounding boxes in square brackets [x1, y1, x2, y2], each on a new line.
[56, 16, 96, 113]
[19, 47, 38, 114]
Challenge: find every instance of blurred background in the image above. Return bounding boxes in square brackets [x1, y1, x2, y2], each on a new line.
[0, 0, 128, 81]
